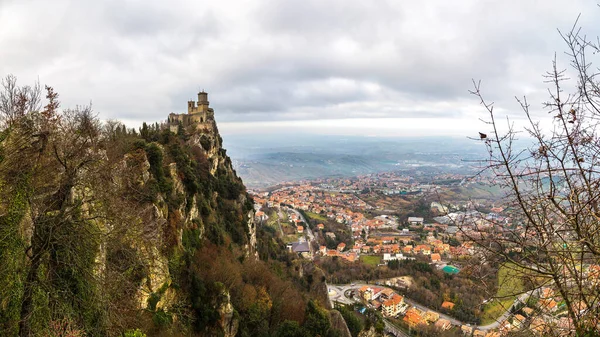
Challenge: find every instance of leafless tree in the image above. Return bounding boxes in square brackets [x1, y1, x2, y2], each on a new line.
[0, 76, 155, 336]
[0, 75, 41, 128]
[466, 17, 600, 336]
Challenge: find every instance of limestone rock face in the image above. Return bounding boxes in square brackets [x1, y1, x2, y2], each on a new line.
[100, 110, 255, 328]
[358, 326, 384, 337]
[330, 310, 352, 337]
[0, 91, 258, 337]
[246, 209, 257, 257]
[132, 114, 254, 325]
[217, 288, 239, 337]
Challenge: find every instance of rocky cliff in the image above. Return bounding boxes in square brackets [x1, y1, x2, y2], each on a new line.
[0, 84, 349, 337]
[112, 117, 257, 336]
[0, 97, 257, 336]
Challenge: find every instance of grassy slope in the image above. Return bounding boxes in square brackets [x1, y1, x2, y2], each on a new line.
[306, 212, 327, 222]
[360, 255, 382, 267]
[481, 263, 525, 325]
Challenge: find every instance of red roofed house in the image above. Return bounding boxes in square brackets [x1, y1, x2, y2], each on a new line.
[430, 253, 441, 262]
[513, 314, 526, 328]
[342, 252, 357, 262]
[379, 288, 395, 299]
[359, 286, 374, 301]
[538, 298, 558, 312]
[296, 225, 304, 233]
[255, 211, 267, 221]
[441, 301, 455, 310]
[382, 295, 404, 317]
[403, 308, 424, 327]
[415, 244, 431, 255]
[337, 242, 346, 252]
[435, 318, 451, 330]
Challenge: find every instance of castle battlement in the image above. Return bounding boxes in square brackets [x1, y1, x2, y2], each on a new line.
[168, 90, 215, 134]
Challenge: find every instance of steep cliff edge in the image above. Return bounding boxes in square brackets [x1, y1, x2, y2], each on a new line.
[108, 117, 258, 336]
[0, 97, 257, 336]
[0, 85, 347, 337]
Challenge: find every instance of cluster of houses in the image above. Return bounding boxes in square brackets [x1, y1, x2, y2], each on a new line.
[494, 283, 598, 336]
[358, 286, 408, 317]
[357, 286, 458, 333]
[255, 186, 486, 269]
[461, 279, 600, 336]
[404, 307, 454, 332]
[355, 284, 587, 336]
[323, 232, 457, 261]
[255, 185, 408, 238]
[318, 242, 358, 262]
[264, 185, 372, 215]
[253, 184, 496, 267]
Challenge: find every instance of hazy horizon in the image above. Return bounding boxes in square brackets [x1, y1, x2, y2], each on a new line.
[3, 0, 600, 138]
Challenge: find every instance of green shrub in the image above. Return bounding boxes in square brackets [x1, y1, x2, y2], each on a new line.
[199, 135, 211, 151]
[152, 309, 173, 327]
[123, 328, 147, 337]
[182, 228, 202, 252]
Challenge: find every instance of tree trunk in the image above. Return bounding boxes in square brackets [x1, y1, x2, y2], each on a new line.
[18, 229, 44, 337]
[19, 175, 75, 337]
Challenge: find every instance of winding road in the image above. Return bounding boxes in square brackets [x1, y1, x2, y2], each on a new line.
[327, 283, 532, 332]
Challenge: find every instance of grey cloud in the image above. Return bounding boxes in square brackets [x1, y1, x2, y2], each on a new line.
[1, 0, 599, 127]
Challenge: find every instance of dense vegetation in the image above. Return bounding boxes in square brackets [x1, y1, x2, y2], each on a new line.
[318, 256, 495, 324]
[0, 78, 349, 337]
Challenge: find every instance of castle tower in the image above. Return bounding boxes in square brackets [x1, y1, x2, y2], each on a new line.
[187, 100, 196, 114]
[197, 91, 209, 113]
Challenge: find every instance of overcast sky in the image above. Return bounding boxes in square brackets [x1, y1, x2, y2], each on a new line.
[1, 0, 599, 137]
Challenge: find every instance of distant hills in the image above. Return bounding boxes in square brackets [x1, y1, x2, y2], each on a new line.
[222, 134, 493, 188]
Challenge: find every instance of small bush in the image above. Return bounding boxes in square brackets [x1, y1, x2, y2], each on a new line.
[152, 309, 173, 327]
[123, 328, 147, 337]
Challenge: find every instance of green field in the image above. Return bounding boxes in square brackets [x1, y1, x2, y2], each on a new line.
[306, 211, 327, 222]
[360, 255, 382, 266]
[266, 211, 279, 227]
[284, 234, 302, 243]
[481, 263, 526, 325]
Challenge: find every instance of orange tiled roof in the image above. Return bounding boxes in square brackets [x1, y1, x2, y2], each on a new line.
[403, 308, 423, 326]
[383, 295, 403, 307]
[441, 301, 455, 310]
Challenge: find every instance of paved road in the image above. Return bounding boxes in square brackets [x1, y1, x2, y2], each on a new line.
[276, 209, 284, 236]
[476, 291, 532, 330]
[290, 208, 315, 242]
[328, 283, 532, 332]
[327, 283, 409, 337]
[287, 207, 317, 255]
[327, 284, 355, 306]
[328, 284, 409, 337]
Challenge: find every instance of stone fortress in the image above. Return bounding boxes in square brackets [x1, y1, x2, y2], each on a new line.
[168, 91, 215, 134]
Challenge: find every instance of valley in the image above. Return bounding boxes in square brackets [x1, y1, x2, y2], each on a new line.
[247, 166, 592, 336]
